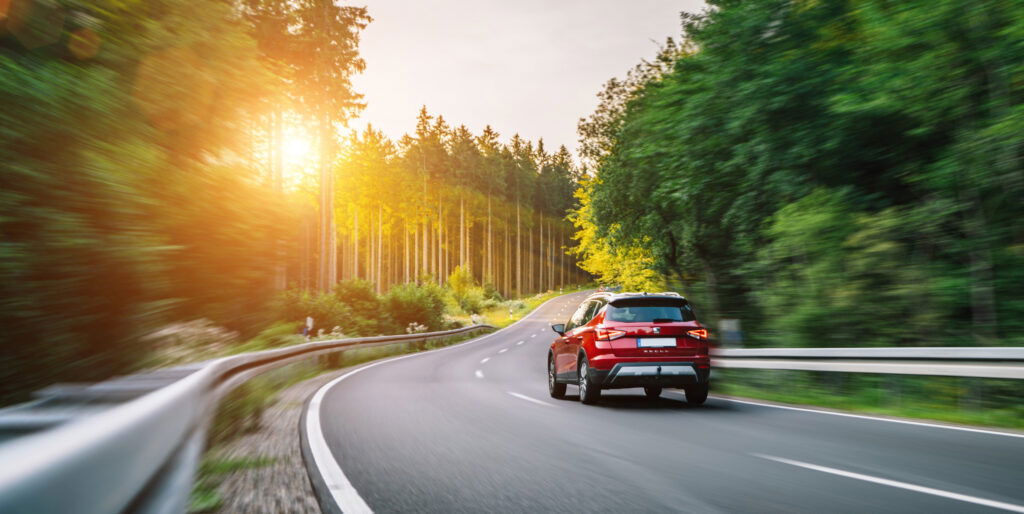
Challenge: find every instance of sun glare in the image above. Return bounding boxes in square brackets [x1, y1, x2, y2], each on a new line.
[282, 134, 311, 163]
[279, 122, 316, 187]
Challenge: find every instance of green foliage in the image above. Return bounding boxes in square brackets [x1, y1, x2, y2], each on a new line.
[568, 177, 664, 292]
[231, 322, 305, 354]
[447, 265, 487, 314]
[482, 282, 505, 302]
[274, 289, 352, 336]
[332, 279, 391, 335]
[576, 0, 1024, 346]
[383, 281, 447, 331]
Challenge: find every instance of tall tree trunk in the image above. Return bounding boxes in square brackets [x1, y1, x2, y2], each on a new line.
[540, 218, 545, 291]
[505, 218, 511, 297]
[560, 226, 564, 289]
[528, 212, 534, 293]
[317, 113, 336, 291]
[271, 110, 286, 291]
[353, 209, 359, 279]
[516, 203, 521, 296]
[436, 200, 442, 284]
[459, 196, 465, 268]
[377, 204, 383, 293]
[486, 196, 492, 284]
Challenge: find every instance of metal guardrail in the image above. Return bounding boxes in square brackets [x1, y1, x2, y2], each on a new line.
[711, 347, 1024, 379]
[0, 324, 493, 514]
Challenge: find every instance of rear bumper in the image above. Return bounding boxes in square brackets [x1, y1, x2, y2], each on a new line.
[590, 361, 709, 389]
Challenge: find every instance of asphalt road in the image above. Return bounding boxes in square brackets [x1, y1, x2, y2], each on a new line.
[311, 292, 1024, 513]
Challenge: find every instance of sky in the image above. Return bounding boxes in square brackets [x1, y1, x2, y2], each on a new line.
[347, 0, 707, 156]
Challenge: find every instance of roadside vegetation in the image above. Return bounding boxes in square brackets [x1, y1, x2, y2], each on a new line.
[715, 371, 1024, 430]
[145, 272, 587, 369]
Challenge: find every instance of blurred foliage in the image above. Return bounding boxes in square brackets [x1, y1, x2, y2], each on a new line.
[575, 0, 1024, 347]
[0, 0, 363, 403]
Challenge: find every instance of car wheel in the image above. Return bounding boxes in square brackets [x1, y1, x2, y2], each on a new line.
[548, 356, 566, 399]
[685, 382, 709, 405]
[578, 358, 601, 404]
[644, 386, 662, 399]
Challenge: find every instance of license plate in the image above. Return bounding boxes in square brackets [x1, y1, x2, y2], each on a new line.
[637, 337, 676, 348]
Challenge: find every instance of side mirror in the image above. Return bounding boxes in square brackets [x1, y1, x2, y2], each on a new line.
[551, 323, 565, 336]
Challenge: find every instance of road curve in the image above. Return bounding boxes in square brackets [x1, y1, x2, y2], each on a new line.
[308, 292, 1024, 513]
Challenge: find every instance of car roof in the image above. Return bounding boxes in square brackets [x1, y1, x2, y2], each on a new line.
[584, 291, 687, 303]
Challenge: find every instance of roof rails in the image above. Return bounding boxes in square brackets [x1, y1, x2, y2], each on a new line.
[588, 291, 685, 299]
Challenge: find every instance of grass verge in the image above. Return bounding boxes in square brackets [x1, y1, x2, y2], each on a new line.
[474, 285, 591, 329]
[715, 369, 1024, 430]
[188, 456, 276, 512]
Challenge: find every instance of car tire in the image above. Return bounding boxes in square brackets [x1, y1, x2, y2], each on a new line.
[548, 356, 566, 399]
[684, 382, 709, 405]
[644, 386, 662, 399]
[578, 358, 601, 404]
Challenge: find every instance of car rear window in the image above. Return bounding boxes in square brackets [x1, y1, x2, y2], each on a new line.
[605, 298, 697, 322]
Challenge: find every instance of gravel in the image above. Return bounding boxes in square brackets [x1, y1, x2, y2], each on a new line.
[209, 371, 341, 514]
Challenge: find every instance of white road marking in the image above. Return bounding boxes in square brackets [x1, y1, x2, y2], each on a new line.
[754, 454, 1024, 513]
[475, 369, 484, 379]
[721, 397, 1024, 439]
[516, 340, 524, 346]
[507, 392, 555, 407]
[531, 334, 537, 338]
[306, 378, 375, 513]
[498, 348, 508, 354]
[305, 291, 574, 514]
[480, 357, 490, 364]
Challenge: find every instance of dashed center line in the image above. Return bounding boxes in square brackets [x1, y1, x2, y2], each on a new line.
[498, 348, 508, 354]
[507, 392, 555, 407]
[516, 341, 524, 346]
[480, 357, 489, 364]
[474, 369, 484, 379]
[531, 334, 537, 338]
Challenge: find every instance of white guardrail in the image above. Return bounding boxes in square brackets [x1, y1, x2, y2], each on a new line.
[711, 347, 1024, 380]
[0, 336, 1021, 514]
[0, 325, 493, 514]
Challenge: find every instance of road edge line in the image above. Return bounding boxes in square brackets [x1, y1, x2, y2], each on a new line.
[753, 454, 1024, 513]
[717, 396, 1024, 439]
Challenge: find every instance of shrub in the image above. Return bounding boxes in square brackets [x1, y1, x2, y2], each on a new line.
[447, 265, 487, 314]
[384, 281, 447, 331]
[482, 282, 504, 302]
[458, 286, 487, 314]
[332, 279, 393, 335]
[233, 321, 304, 352]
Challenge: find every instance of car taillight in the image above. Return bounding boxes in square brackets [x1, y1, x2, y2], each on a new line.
[687, 328, 709, 340]
[595, 327, 626, 341]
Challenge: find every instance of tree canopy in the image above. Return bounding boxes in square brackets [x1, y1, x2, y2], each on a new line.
[574, 0, 1024, 347]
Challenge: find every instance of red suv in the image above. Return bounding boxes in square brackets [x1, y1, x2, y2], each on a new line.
[548, 292, 710, 405]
